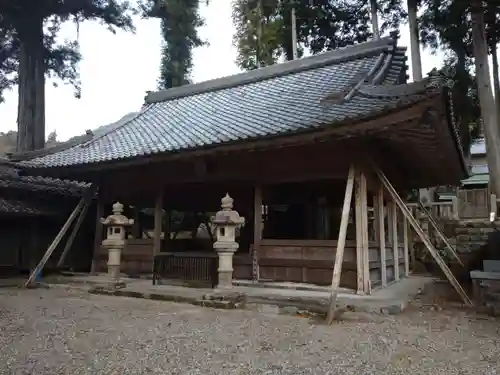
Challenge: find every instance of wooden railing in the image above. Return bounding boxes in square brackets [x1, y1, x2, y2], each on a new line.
[152, 252, 218, 288]
[406, 190, 498, 221]
[406, 200, 459, 221]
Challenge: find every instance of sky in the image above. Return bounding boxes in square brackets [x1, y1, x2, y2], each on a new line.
[0, 1, 444, 141]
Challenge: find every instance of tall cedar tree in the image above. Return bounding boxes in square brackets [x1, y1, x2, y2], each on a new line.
[419, 0, 500, 151]
[145, 0, 207, 89]
[0, 0, 134, 152]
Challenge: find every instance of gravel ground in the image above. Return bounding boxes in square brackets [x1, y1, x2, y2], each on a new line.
[0, 286, 499, 375]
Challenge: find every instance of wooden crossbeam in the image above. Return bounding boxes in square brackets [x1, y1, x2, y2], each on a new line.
[375, 168, 472, 306]
[418, 201, 464, 267]
[326, 165, 355, 325]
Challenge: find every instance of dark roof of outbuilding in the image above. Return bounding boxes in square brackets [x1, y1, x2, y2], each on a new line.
[0, 165, 89, 196]
[0, 197, 60, 216]
[21, 36, 446, 170]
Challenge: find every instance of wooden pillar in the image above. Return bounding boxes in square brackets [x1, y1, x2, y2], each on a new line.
[391, 201, 399, 281]
[253, 186, 263, 282]
[376, 184, 387, 287]
[355, 170, 369, 294]
[153, 191, 164, 257]
[132, 206, 141, 239]
[360, 172, 370, 294]
[403, 216, 410, 277]
[90, 199, 104, 274]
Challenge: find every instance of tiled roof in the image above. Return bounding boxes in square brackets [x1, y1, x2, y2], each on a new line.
[0, 165, 89, 196]
[23, 37, 437, 169]
[0, 197, 59, 216]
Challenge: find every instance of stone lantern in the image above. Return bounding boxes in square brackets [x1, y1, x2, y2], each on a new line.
[101, 202, 134, 287]
[211, 194, 245, 288]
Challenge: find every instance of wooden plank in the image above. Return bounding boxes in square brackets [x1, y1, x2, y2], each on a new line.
[375, 167, 473, 306]
[360, 171, 370, 293]
[355, 170, 364, 294]
[25, 195, 87, 287]
[403, 217, 409, 277]
[391, 201, 399, 281]
[326, 165, 355, 325]
[90, 199, 104, 274]
[253, 185, 263, 282]
[418, 201, 463, 266]
[376, 184, 387, 286]
[153, 190, 164, 257]
[56, 195, 92, 268]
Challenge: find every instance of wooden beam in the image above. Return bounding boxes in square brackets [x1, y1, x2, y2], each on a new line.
[25, 195, 87, 287]
[90, 199, 104, 274]
[253, 185, 263, 282]
[391, 201, 399, 281]
[403, 217, 410, 277]
[375, 167, 473, 306]
[376, 183, 387, 286]
[153, 190, 164, 257]
[360, 171, 370, 293]
[326, 165, 355, 324]
[56, 195, 92, 268]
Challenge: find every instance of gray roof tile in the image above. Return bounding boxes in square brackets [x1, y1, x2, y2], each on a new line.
[23, 37, 435, 169]
[0, 165, 89, 195]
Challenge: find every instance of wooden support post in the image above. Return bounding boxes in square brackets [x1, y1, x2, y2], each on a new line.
[391, 201, 399, 281]
[490, 193, 497, 219]
[253, 185, 263, 282]
[355, 171, 364, 294]
[376, 184, 387, 287]
[375, 167, 473, 306]
[325, 165, 355, 325]
[90, 199, 104, 274]
[387, 202, 393, 244]
[153, 190, 164, 257]
[403, 217, 409, 277]
[56, 195, 92, 268]
[451, 196, 459, 220]
[360, 171, 370, 294]
[25, 195, 87, 287]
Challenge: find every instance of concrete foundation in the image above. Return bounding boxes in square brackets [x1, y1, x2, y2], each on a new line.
[39, 274, 434, 316]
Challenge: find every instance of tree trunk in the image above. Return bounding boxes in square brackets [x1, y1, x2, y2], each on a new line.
[17, 15, 45, 152]
[370, 0, 380, 39]
[471, 0, 500, 196]
[407, 0, 422, 81]
[491, 43, 500, 129]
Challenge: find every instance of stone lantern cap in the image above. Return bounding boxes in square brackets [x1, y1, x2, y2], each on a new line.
[100, 202, 134, 226]
[211, 194, 245, 227]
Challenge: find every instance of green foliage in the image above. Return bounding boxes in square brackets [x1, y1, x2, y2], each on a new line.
[232, 0, 407, 71]
[0, 0, 135, 102]
[158, 0, 206, 89]
[418, 0, 495, 151]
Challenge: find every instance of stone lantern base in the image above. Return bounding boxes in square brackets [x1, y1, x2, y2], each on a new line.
[214, 241, 238, 289]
